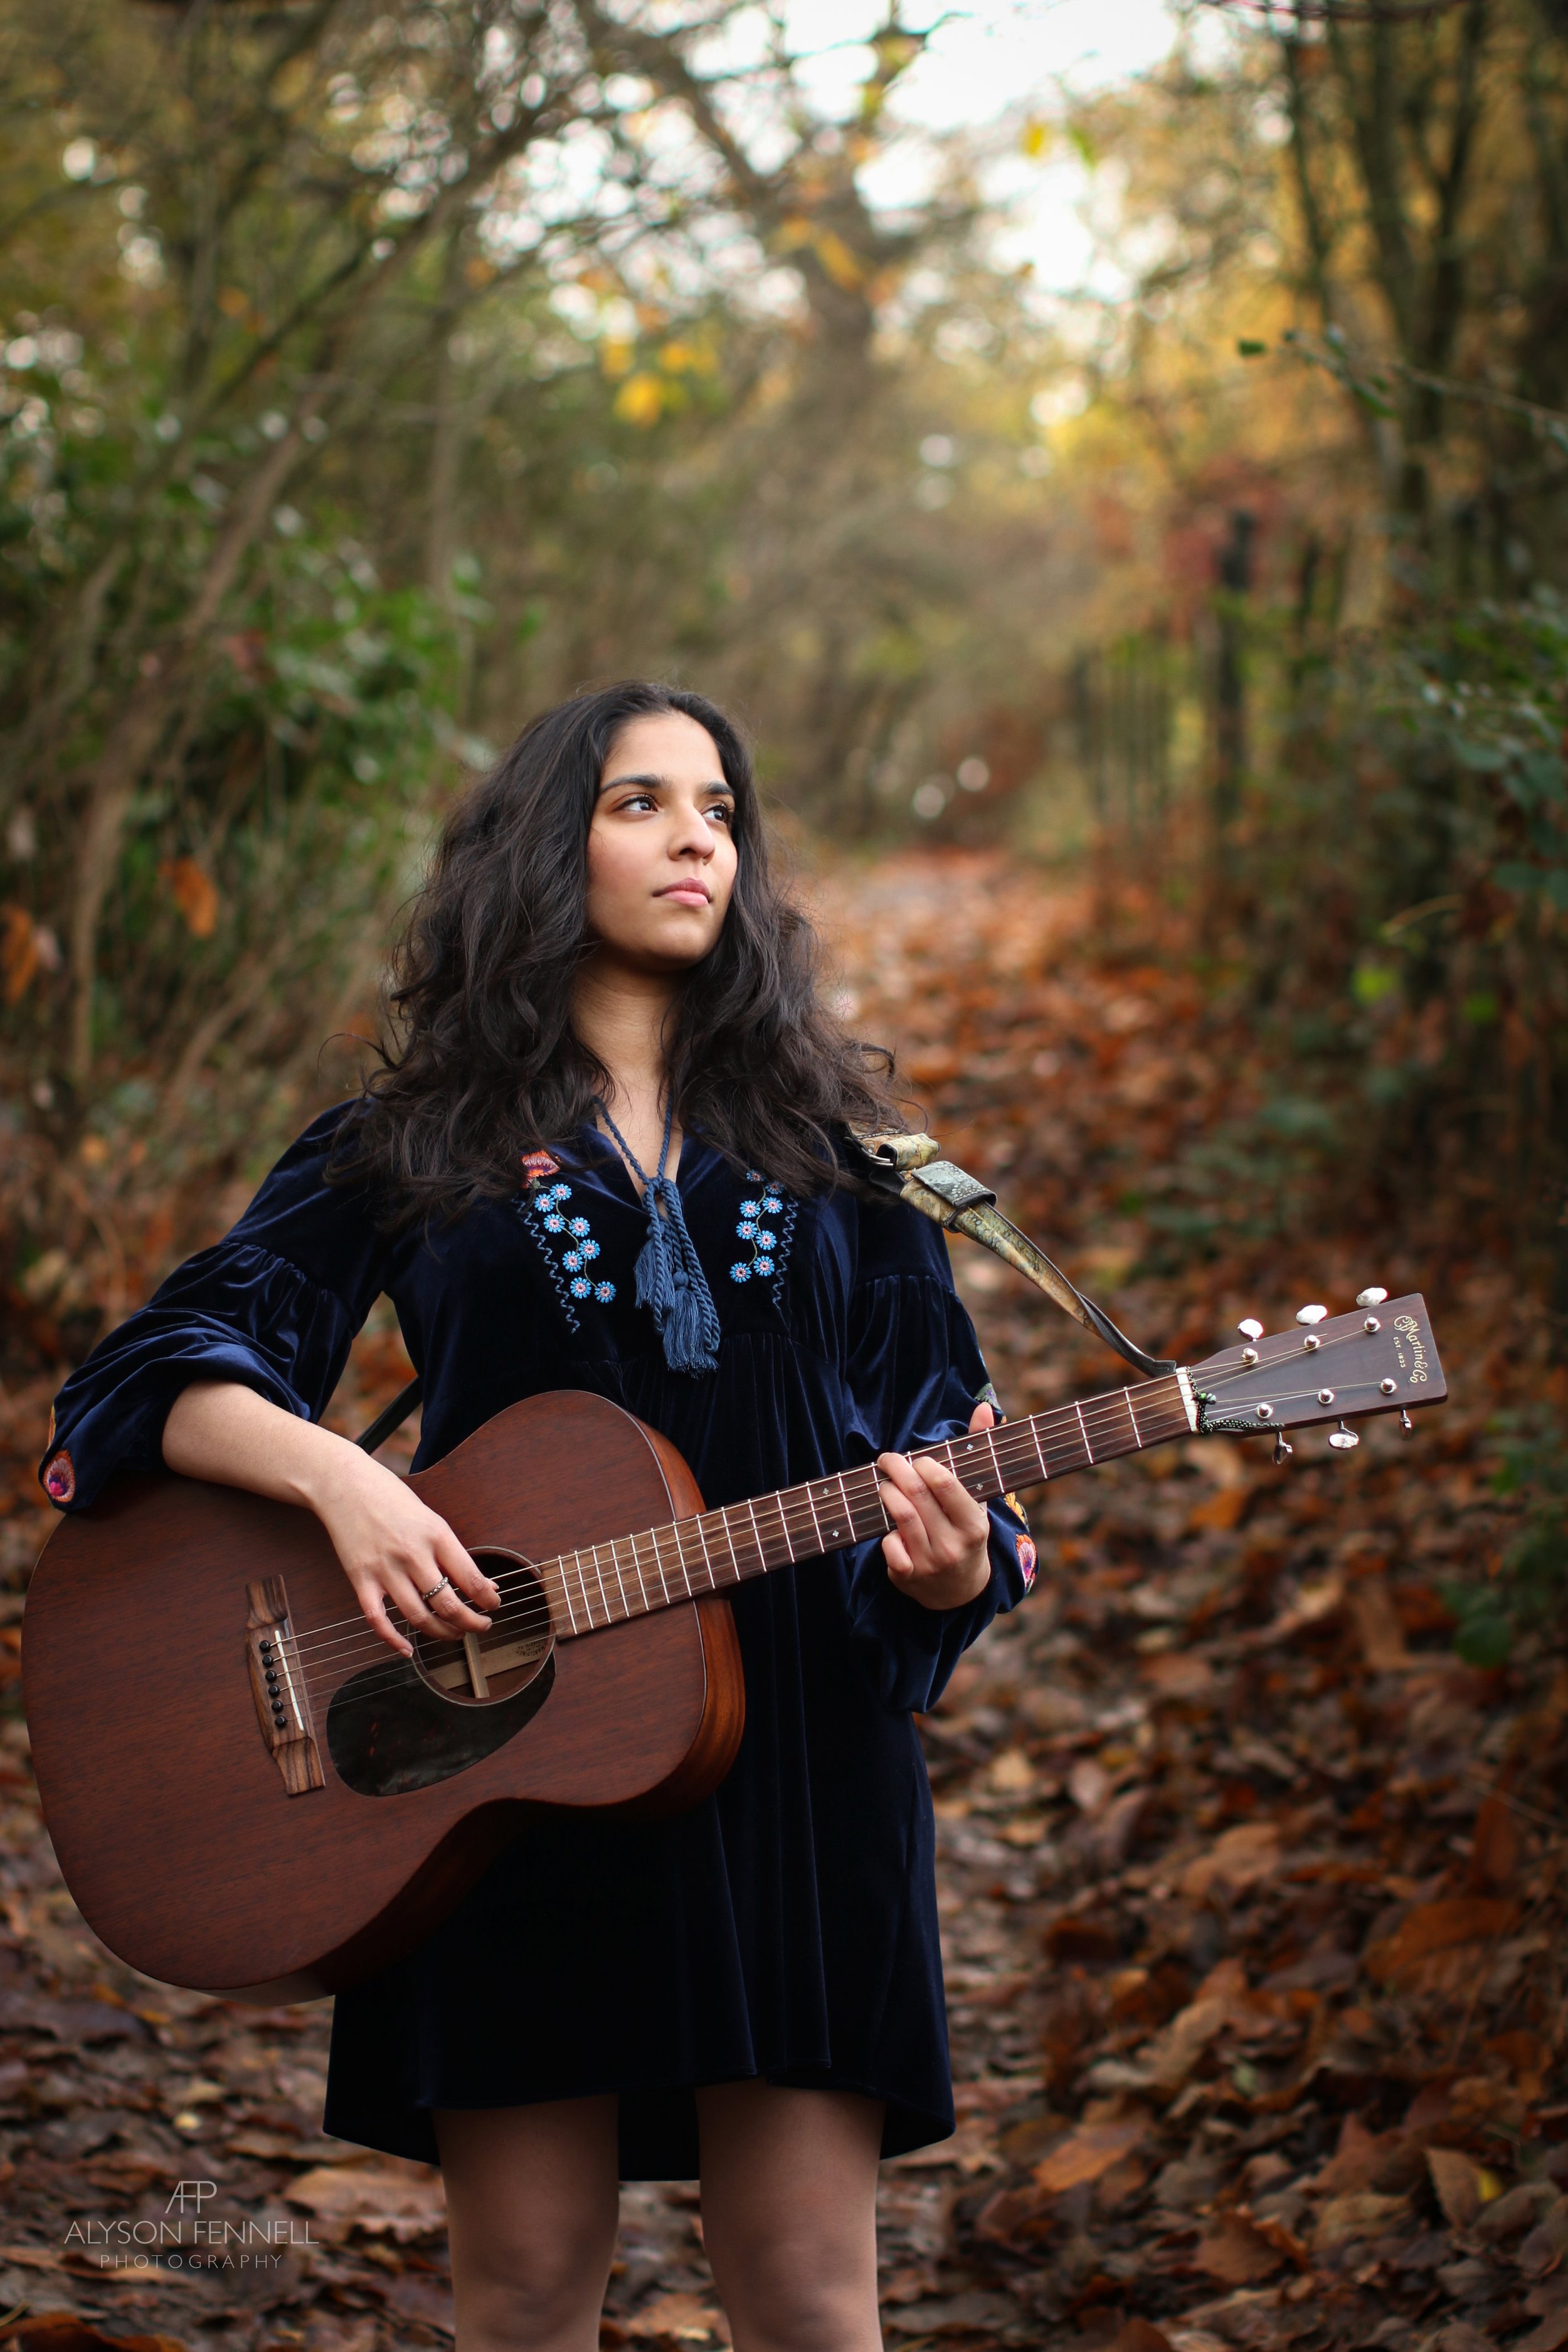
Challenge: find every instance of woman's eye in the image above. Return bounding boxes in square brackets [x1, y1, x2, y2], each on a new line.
[706, 802, 734, 825]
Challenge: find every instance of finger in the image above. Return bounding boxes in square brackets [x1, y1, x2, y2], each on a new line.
[384, 1569, 464, 1639]
[421, 1537, 494, 1632]
[425, 1579, 490, 1637]
[968, 1400, 997, 1433]
[876, 1449, 927, 1500]
[882, 1530, 915, 1582]
[356, 1583, 413, 1658]
[433, 1524, 501, 1612]
[911, 1455, 990, 1544]
[891, 1463, 954, 1556]
[877, 1475, 935, 1568]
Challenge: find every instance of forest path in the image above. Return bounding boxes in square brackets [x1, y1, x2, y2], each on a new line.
[0, 850, 1559, 2352]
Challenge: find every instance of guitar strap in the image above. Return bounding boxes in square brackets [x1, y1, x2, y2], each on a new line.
[352, 1130, 1175, 1452]
[846, 1129, 1176, 1382]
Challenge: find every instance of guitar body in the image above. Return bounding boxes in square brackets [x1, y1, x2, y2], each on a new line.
[22, 1392, 744, 2002]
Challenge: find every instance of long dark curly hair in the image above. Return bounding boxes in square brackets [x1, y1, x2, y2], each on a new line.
[331, 680, 903, 1225]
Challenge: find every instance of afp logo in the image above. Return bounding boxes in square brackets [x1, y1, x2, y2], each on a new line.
[166, 2181, 218, 2214]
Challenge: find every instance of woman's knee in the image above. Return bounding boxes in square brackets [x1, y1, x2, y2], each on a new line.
[712, 2225, 877, 2352]
[451, 2240, 607, 2349]
[437, 2099, 620, 2352]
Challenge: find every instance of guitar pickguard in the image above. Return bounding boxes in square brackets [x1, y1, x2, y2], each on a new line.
[326, 1648, 556, 1799]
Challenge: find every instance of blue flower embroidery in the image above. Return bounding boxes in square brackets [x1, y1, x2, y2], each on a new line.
[731, 1172, 796, 1303]
[519, 1173, 617, 1330]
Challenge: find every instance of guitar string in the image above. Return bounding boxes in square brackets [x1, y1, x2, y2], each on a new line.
[289, 1401, 1199, 1708]
[291, 1366, 1408, 1719]
[282, 1327, 1396, 1683]
[283, 1347, 1396, 1690]
[282, 1329, 1389, 1676]
[281, 1385, 1187, 1676]
[286, 1396, 1194, 1700]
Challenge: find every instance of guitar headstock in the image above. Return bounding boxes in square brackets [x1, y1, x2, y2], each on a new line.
[1185, 1293, 1445, 1443]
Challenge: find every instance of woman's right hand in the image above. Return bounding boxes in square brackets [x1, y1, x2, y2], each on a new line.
[310, 1447, 502, 1658]
[162, 1380, 501, 1657]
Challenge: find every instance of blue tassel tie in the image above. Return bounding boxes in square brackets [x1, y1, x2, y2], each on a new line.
[595, 1098, 721, 1376]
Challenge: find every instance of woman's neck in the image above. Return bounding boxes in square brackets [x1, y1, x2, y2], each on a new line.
[572, 955, 682, 1182]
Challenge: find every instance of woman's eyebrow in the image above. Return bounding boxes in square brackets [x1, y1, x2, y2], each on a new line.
[597, 770, 734, 793]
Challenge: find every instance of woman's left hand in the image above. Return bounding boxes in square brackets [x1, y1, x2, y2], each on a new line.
[877, 1401, 996, 1612]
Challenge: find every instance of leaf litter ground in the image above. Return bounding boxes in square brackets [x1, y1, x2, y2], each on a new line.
[0, 850, 1563, 2352]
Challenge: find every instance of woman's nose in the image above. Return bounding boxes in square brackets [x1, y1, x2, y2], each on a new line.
[672, 813, 714, 857]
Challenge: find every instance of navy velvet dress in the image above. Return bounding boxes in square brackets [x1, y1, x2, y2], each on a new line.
[41, 1109, 1033, 2179]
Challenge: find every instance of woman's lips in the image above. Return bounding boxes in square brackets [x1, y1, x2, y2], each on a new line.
[658, 882, 711, 904]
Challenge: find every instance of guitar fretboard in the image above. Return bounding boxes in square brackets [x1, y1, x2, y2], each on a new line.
[539, 1371, 1195, 1638]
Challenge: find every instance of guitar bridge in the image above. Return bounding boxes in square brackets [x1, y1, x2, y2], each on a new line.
[246, 1578, 324, 1796]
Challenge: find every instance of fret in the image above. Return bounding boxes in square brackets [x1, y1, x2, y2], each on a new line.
[753, 1489, 792, 1569]
[668, 1522, 696, 1599]
[646, 1527, 672, 1606]
[622, 1533, 649, 1614]
[825, 1471, 855, 1547]
[770, 1486, 800, 1557]
[949, 1431, 987, 1496]
[543, 1364, 1216, 1643]
[845, 1468, 884, 1544]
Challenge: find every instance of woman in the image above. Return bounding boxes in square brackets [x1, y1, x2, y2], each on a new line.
[42, 681, 1032, 2352]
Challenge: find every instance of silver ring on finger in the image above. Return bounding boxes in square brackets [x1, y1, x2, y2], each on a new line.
[418, 1574, 453, 1606]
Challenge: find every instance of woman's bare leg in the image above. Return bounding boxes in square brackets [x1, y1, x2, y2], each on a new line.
[435, 2097, 620, 2352]
[696, 2081, 884, 2352]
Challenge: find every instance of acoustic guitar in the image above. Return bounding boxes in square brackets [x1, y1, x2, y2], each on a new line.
[21, 1293, 1444, 2002]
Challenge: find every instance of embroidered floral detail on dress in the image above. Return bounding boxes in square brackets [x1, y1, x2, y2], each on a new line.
[521, 1150, 561, 1185]
[1000, 1486, 1036, 1591]
[43, 1449, 75, 1506]
[519, 1177, 616, 1330]
[729, 1170, 797, 1306]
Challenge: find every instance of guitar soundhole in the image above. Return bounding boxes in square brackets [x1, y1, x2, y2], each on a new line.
[325, 1554, 556, 1800]
[411, 1555, 553, 1708]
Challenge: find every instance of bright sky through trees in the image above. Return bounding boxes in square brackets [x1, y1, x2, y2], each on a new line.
[780, 0, 1189, 292]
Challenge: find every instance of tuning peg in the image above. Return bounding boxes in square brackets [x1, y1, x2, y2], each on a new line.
[1328, 1421, 1359, 1451]
[1237, 1318, 1264, 1342]
[1355, 1288, 1388, 1308]
[1400, 1409, 1414, 1437]
[1273, 1432, 1293, 1466]
[1296, 1304, 1328, 1326]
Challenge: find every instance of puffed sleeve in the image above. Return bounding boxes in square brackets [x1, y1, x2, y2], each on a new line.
[840, 1198, 1034, 1714]
[39, 1105, 389, 1514]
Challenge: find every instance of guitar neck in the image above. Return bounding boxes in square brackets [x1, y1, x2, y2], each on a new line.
[540, 1369, 1197, 1640]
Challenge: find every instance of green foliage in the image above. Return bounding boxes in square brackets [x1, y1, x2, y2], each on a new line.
[1443, 1411, 1568, 1666]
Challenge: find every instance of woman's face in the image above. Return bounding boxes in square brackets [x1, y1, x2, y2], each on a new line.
[584, 711, 739, 973]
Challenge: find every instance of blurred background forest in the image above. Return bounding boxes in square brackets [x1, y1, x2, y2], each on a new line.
[3, 0, 1568, 1384]
[8, 10, 1568, 2348]
[1, 0, 1567, 1356]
